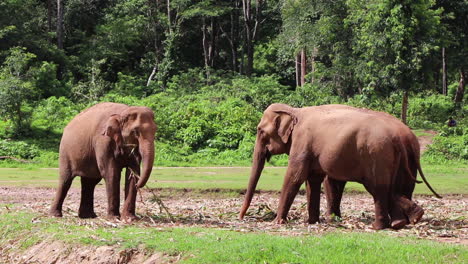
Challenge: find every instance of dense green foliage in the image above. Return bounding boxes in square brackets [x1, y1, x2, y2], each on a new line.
[0, 0, 466, 165]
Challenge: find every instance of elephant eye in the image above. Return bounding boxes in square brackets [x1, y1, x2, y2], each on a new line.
[133, 129, 140, 137]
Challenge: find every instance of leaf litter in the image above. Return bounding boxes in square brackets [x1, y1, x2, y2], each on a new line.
[0, 186, 466, 245]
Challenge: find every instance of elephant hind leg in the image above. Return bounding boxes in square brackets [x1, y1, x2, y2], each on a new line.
[395, 195, 424, 225]
[324, 177, 346, 221]
[390, 200, 408, 230]
[305, 174, 325, 224]
[79, 177, 102, 218]
[363, 182, 391, 230]
[50, 165, 74, 217]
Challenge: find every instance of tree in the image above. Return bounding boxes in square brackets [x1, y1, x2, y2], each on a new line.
[346, 0, 442, 123]
[436, 0, 468, 103]
[0, 47, 39, 135]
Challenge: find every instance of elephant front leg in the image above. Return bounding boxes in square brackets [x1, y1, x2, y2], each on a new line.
[305, 174, 324, 224]
[102, 167, 122, 220]
[324, 177, 346, 222]
[122, 168, 139, 222]
[275, 160, 309, 224]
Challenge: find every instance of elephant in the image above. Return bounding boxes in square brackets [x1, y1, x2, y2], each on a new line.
[50, 102, 157, 221]
[239, 103, 440, 230]
[323, 108, 441, 229]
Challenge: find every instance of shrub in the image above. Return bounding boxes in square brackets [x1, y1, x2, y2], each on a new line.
[0, 139, 40, 159]
[425, 125, 468, 161]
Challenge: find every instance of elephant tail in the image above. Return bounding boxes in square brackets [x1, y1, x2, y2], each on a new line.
[417, 162, 442, 199]
[399, 142, 422, 184]
[404, 139, 442, 198]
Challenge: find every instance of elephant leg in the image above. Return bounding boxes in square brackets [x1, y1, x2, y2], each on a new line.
[394, 195, 424, 225]
[371, 187, 391, 230]
[122, 167, 139, 222]
[78, 177, 101, 218]
[50, 165, 74, 217]
[324, 177, 346, 221]
[389, 197, 408, 230]
[98, 163, 122, 219]
[275, 160, 309, 224]
[363, 181, 391, 230]
[305, 174, 325, 224]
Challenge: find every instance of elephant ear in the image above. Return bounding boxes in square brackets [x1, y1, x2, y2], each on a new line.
[274, 111, 296, 144]
[102, 115, 123, 148]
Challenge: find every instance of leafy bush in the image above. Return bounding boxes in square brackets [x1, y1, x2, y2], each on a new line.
[425, 126, 468, 161]
[0, 139, 40, 159]
[31, 97, 83, 133]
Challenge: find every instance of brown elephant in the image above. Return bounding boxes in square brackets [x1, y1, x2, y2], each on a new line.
[239, 103, 439, 230]
[50, 102, 157, 221]
[323, 107, 441, 229]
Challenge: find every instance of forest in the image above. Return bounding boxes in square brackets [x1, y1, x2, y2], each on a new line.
[0, 0, 467, 166]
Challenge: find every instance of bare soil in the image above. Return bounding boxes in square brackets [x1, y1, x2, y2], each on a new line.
[418, 130, 438, 153]
[0, 186, 466, 243]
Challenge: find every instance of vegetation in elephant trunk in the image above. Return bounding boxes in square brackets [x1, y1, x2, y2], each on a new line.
[239, 135, 270, 220]
[136, 138, 155, 188]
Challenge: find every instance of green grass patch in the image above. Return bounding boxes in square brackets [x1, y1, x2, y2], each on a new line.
[0, 211, 466, 263]
[0, 162, 466, 195]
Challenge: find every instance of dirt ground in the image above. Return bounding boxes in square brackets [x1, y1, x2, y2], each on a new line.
[1, 186, 466, 244]
[0, 186, 466, 263]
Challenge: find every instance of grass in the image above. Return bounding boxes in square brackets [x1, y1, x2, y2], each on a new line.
[0, 162, 466, 195]
[0, 211, 466, 263]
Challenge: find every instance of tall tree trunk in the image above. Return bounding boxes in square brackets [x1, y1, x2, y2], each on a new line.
[442, 47, 447, 95]
[310, 47, 317, 84]
[208, 17, 216, 68]
[454, 69, 466, 103]
[295, 53, 300, 88]
[146, 0, 160, 88]
[300, 48, 306, 86]
[47, 0, 53, 32]
[401, 90, 409, 125]
[57, 0, 64, 50]
[167, 0, 172, 34]
[242, 0, 262, 76]
[56, 0, 64, 79]
[230, 10, 238, 72]
[202, 17, 209, 70]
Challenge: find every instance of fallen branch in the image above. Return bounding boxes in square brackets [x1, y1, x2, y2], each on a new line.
[0, 156, 36, 163]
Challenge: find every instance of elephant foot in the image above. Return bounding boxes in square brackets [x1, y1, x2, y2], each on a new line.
[78, 211, 98, 219]
[391, 219, 408, 230]
[122, 213, 139, 223]
[106, 213, 121, 221]
[325, 213, 342, 223]
[372, 219, 390, 230]
[273, 216, 287, 225]
[306, 216, 320, 224]
[49, 209, 63, 217]
[407, 205, 424, 224]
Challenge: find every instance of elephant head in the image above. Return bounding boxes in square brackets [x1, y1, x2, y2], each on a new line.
[239, 103, 297, 220]
[110, 106, 157, 188]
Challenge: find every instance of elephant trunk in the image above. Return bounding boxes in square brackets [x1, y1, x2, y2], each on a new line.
[136, 138, 155, 188]
[239, 136, 268, 220]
